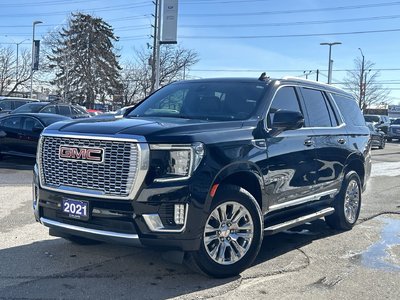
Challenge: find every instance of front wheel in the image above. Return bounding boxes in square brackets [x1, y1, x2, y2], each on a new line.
[187, 185, 263, 278]
[325, 171, 361, 230]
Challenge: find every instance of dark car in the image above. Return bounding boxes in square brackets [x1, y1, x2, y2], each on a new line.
[10, 102, 90, 119]
[0, 113, 70, 159]
[33, 76, 371, 278]
[0, 97, 38, 115]
[387, 118, 400, 142]
[366, 122, 386, 149]
[363, 114, 391, 134]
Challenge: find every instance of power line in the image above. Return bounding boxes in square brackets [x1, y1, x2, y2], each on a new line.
[179, 28, 400, 39]
[180, 14, 400, 29]
[181, 1, 400, 17]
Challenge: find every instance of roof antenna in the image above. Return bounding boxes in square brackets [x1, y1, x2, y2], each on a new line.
[258, 72, 269, 81]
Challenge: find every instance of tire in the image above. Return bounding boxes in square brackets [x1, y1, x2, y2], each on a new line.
[325, 171, 361, 230]
[186, 184, 263, 278]
[63, 235, 103, 245]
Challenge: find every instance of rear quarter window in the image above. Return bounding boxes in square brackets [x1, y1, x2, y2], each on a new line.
[330, 93, 365, 126]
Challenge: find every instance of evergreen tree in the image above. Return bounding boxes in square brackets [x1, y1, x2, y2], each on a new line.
[48, 13, 122, 107]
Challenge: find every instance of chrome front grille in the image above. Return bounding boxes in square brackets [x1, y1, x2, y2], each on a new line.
[39, 135, 141, 198]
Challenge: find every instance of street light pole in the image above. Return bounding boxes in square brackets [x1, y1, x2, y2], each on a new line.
[358, 48, 365, 109]
[320, 42, 342, 84]
[30, 20, 42, 98]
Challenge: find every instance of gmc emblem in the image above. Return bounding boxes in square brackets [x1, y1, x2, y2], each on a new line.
[59, 146, 104, 162]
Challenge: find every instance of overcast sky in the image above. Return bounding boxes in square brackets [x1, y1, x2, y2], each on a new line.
[1, 0, 400, 104]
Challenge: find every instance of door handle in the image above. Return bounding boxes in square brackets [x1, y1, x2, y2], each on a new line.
[304, 139, 314, 147]
[337, 138, 346, 145]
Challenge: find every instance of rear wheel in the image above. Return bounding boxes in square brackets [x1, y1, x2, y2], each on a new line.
[187, 185, 263, 278]
[325, 171, 361, 230]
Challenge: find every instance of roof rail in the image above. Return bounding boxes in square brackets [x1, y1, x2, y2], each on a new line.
[280, 76, 346, 92]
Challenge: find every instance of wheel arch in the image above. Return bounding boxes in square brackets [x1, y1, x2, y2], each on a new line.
[344, 155, 366, 188]
[204, 162, 265, 213]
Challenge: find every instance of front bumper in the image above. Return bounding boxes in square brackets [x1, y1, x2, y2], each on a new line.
[33, 164, 204, 251]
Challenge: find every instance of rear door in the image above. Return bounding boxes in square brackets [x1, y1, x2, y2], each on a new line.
[299, 87, 348, 194]
[264, 86, 318, 211]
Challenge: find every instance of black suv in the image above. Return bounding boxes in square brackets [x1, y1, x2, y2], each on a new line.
[33, 77, 371, 277]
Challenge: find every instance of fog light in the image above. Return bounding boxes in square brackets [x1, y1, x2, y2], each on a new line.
[32, 185, 39, 210]
[174, 204, 185, 225]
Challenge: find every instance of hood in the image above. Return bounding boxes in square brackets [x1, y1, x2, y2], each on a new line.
[43, 116, 258, 144]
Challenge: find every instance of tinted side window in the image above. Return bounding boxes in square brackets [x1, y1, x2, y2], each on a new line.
[71, 106, 86, 115]
[14, 100, 30, 109]
[0, 100, 13, 110]
[22, 117, 43, 131]
[58, 105, 71, 116]
[268, 86, 302, 127]
[301, 88, 333, 127]
[2, 117, 22, 129]
[331, 94, 365, 126]
[40, 105, 57, 114]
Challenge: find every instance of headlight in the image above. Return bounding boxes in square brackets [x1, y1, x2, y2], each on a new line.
[149, 142, 204, 182]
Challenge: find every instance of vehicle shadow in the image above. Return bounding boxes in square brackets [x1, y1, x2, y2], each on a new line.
[0, 220, 342, 299]
[0, 156, 35, 171]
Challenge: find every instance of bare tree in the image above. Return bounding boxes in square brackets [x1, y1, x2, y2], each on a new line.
[0, 46, 31, 96]
[120, 45, 199, 106]
[343, 57, 390, 110]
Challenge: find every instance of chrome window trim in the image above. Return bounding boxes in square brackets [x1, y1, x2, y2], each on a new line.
[268, 189, 337, 212]
[38, 133, 149, 200]
[264, 83, 349, 132]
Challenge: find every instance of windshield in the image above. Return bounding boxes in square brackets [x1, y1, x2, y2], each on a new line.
[127, 81, 268, 121]
[12, 103, 46, 113]
[364, 115, 380, 123]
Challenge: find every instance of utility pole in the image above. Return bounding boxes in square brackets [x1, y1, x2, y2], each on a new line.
[151, 0, 162, 92]
[316, 69, 319, 81]
[358, 48, 365, 109]
[151, 0, 158, 92]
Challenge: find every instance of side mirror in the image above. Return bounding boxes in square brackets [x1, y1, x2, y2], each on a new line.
[272, 110, 304, 131]
[0, 107, 2, 112]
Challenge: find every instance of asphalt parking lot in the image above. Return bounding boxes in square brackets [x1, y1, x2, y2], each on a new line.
[0, 143, 399, 299]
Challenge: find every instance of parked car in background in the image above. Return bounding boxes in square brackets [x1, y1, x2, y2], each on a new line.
[0, 113, 70, 159]
[363, 114, 391, 134]
[0, 97, 38, 115]
[86, 109, 103, 116]
[10, 102, 90, 119]
[92, 105, 135, 119]
[366, 122, 386, 149]
[387, 118, 400, 142]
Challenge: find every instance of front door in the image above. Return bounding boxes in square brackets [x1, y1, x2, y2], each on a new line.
[264, 86, 317, 211]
